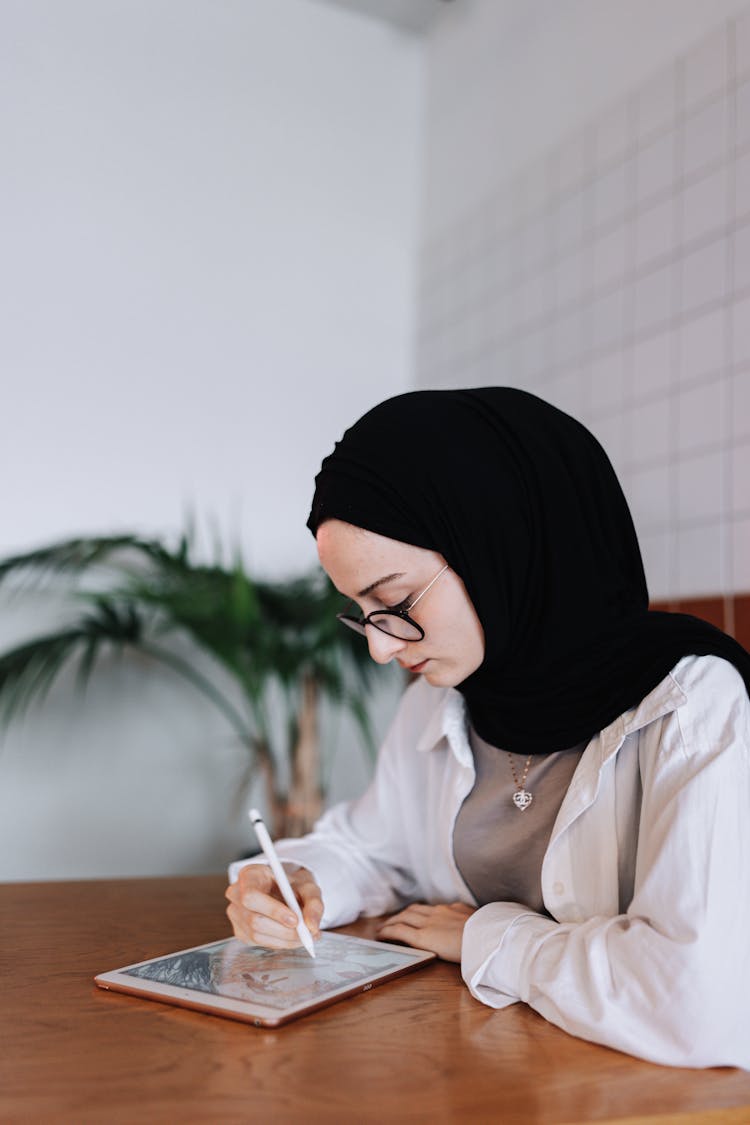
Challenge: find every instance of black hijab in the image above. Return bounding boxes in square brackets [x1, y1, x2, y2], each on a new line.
[307, 387, 750, 753]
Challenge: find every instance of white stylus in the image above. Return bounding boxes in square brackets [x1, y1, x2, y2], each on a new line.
[248, 808, 316, 959]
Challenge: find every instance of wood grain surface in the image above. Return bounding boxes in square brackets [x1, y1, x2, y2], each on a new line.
[1, 875, 749, 1124]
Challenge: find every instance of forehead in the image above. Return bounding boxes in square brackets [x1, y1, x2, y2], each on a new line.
[316, 520, 430, 593]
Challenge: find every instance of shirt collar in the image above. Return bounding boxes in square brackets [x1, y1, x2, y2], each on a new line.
[415, 664, 688, 768]
[597, 665, 688, 764]
[416, 687, 473, 767]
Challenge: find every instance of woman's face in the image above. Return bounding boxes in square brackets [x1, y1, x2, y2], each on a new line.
[317, 519, 485, 688]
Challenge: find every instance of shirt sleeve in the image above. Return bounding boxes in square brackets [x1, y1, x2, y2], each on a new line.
[461, 658, 750, 1069]
[228, 684, 427, 928]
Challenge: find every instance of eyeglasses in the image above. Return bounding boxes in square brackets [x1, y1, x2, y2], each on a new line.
[337, 564, 449, 642]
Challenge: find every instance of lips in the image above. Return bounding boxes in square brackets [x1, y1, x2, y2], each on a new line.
[400, 659, 429, 674]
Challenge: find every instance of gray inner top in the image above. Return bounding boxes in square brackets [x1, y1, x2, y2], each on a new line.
[453, 727, 586, 912]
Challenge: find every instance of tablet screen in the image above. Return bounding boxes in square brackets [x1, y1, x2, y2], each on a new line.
[96, 932, 436, 1025]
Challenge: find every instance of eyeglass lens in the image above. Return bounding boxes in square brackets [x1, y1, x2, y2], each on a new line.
[338, 612, 423, 641]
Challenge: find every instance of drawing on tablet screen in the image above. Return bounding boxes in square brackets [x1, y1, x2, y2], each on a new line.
[125, 934, 405, 1011]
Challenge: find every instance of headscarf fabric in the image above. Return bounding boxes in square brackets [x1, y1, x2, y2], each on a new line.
[307, 387, 750, 753]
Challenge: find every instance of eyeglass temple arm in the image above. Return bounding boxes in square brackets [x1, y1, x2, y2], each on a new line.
[407, 564, 450, 612]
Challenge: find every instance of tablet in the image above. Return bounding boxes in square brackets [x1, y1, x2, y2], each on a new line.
[95, 932, 436, 1027]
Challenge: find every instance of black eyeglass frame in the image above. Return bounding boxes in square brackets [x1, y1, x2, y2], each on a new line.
[336, 564, 450, 642]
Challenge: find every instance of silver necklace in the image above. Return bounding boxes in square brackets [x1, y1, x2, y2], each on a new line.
[507, 752, 533, 811]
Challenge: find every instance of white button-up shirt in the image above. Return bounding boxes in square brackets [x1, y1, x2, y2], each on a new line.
[229, 654, 750, 1068]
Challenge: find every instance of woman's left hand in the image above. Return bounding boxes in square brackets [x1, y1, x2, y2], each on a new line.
[375, 902, 476, 962]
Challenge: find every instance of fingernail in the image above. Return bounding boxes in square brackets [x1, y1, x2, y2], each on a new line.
[285, 913, 297, 926]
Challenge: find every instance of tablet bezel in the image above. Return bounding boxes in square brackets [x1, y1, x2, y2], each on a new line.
[94, 932, 437, 1027]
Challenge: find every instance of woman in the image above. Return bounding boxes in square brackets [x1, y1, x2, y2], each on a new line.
[225, 387, 750, 1068]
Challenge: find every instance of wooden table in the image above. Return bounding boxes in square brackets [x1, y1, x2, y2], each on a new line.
[2, 876, 749, 1125]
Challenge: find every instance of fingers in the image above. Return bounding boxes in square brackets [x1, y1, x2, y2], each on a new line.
[226, 901, 304, 948]
[375, 920, 421, 947]
[291, 869, 325, 933]
[391, 903, 433, 919]
[226, 865, 299, 926]
[376, 906, 427, 950]
[376, 902, 434, 928]
[224, 863, 324, 950]
[376, 911, 438, 954]
[375, 901, 476, 963]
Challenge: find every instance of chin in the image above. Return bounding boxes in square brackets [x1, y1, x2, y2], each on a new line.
[424, 666, 457, 688]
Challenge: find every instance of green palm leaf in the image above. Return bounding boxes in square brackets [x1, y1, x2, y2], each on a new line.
[0, 598, 143, 723]
[0, 529, 392, 832]
[0, 535, 184, 597]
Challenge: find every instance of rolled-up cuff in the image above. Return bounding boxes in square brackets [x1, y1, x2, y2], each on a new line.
[461, 901, 548, 1008]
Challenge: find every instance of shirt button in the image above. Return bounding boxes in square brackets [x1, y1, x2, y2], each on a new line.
[552, 881, 565, 896]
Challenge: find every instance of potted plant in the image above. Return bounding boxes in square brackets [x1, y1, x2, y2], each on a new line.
[0, 531, 387, 838]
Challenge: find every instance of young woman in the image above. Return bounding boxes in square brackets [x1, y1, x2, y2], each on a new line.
[225, 387, 750, 1068]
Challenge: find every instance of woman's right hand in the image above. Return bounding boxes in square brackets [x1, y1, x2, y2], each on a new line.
[225, 863, 324, 950]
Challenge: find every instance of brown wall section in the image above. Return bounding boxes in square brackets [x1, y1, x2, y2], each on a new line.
[649, 594, 750, 652]
[734, 595, 750, 651]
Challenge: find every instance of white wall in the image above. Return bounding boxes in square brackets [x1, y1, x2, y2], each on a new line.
[12, 0, 747, 883]
[0, 0, 422, 879]
[0, 0, 422, 575]
[417, 0, 750, 604]
[421, 0, 750, 238]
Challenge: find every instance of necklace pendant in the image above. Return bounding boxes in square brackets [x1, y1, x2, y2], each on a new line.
[512, 788, 533, 811]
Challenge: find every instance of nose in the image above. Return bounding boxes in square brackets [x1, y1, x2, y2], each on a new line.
[366, 626, 407, 665]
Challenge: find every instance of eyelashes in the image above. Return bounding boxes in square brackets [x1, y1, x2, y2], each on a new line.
[382, 594, 413, 614]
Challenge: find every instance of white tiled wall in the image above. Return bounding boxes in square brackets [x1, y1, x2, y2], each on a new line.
[417, 10, 750, 601]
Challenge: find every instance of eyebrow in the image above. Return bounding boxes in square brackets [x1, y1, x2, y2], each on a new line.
[356, 572, 405, 599]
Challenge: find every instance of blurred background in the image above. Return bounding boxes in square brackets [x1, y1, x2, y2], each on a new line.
[1, 0, 748, 880]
